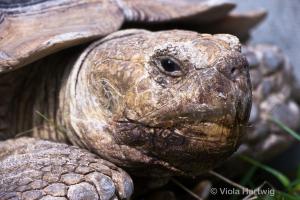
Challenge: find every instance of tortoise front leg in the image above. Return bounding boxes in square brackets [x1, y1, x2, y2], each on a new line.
[0, 137, 133, 200]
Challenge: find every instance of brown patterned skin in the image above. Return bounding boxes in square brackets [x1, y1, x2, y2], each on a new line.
[0, 29, 251, 199]
[62, 30, 252, 176]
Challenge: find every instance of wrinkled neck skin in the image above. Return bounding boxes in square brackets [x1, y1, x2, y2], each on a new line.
[0, 48, 80, 142]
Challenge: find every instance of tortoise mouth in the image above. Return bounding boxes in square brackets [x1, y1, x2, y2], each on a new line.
[113, 118, 244, 176]
[134, 103, 238, 129]
[172, 122, 237, 141]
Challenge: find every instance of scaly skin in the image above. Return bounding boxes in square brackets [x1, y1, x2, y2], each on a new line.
[0, 29, 251, 199]
[0, 138, 133, 200]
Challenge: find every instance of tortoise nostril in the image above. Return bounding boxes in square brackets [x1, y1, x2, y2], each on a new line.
[230, 66, 242, 78]
[231, 67, 236, 74]
[228, 65, 242, 80]
[216, 53, 248, 81]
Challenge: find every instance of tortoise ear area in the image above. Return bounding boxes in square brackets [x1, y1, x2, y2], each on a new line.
[93, 79, 122, 116]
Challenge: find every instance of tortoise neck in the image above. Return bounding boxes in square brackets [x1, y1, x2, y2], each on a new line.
[3, 48, 81, 142]
[30, 54, 70, 142]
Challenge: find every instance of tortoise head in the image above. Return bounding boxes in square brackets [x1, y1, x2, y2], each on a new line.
[66, 29, 251, 176]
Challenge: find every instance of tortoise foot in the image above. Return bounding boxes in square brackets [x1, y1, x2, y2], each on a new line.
[0, 137, 133, 200]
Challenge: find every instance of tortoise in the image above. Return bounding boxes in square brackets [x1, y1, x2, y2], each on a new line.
[0, 0, 297, 199]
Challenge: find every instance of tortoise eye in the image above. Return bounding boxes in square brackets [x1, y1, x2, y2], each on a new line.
[158, 57, 183, 77]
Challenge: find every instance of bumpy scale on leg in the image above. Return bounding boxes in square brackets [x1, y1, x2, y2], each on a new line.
[0, 138, 133, 200]
[241, 44, 300, 158]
